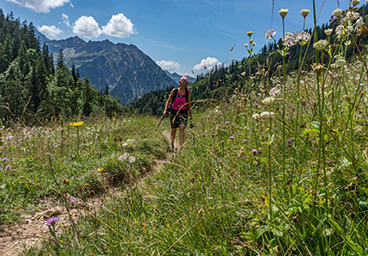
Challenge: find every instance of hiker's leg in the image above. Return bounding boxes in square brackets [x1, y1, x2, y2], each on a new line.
[179, 124, 185, 147]
[171, 128, 177, 148]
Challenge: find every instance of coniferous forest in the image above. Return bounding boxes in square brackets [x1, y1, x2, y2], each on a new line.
[0, 10, 123, 126]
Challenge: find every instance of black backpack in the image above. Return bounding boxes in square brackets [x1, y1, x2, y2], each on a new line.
[172, 88, 189, 104]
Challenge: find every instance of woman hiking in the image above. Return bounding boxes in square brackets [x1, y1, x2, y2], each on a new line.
[163, 76, 192, 151]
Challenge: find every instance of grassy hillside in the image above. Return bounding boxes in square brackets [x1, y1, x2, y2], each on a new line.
[2, 2, 368, 255]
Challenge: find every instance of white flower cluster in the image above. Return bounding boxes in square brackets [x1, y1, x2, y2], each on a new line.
[282, 31, 311, 47]
[262, 96, 275, 105]
[252, 112, 275, 121]
[334, 7, 364, 38]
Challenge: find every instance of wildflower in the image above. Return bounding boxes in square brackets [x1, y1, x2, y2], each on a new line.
[84, 183, 90, 186]
[69, 121, 84, 127]
[244, 43, 248, 47]
[295, 31, 311, 45]
[226, 121, 230, 124]
[2, 157, 8, 161]
[98, 167, 104, 172]
[64, 179, 70, 184]
[163, 159, 167, 163]
[252, 149, 257, 155]
[46, 217, 59, 226]
[246, 31, 253, 37]
[313, 40, 328, 51]
[292, 106, 296, 111]
[353, 0, 360, 7]
[300, 9, 310, 18]
[252, 113, 260, 121]
[243, 139, 248, 142]
[72, 155, 75, 158]
[230, 136, 234, 139]
[251, 42, 256, 46]
[260, 111, 270, 119]
[269, 87, 280, 96]
[332, 8, 342, 18]
[254, 103, 258, 107]
[287, 140, 293, 147]
[324, 29, 333, 36]
[283, 32, 297, 47]
[262, 96, 275, 105]
[5, 165, 11, 169]
[279, 8, 288, 19]
[6, 137, 11, 140]
[336, 57, 346, 68]
[70, 199, 76, 204]
[202, 133, 205, 137]
[335, 25, 344, 36]
[356, 17, 364, 29]
[313, 64, 324, 74]
[265, 29, 276, 41]
[119, 153, 129, 161]
[129, 156, 136, 163]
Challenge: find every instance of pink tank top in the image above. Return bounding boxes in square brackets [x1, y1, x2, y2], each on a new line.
[172, 89, 190, 110]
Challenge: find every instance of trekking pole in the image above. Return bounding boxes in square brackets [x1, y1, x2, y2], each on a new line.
[155, 115, 165, 131]
[155, 105, 171, 131]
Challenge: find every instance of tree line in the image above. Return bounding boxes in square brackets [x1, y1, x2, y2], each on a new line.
[0, 9, 123, 126]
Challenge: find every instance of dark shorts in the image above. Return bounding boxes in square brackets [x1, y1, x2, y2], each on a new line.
[170, 109, 188, 129]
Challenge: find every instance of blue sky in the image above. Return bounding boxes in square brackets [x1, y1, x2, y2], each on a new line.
[0, 0, 358, 76]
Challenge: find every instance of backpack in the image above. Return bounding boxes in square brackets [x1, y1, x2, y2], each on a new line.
[172, 88, 189, 104]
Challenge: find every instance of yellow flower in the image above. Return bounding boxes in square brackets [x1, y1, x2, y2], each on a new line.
[84, 183, 90, 186]
[300, 9, 310, 18]
[246, 31, 253, 37]
[279, 8, 288, 19]
[98, 167, 104, 172]
[70, 121, 84, 127]
[64, 179, 71, 184]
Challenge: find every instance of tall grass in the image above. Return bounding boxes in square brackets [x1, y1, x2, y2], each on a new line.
[2, 1, 368, 255]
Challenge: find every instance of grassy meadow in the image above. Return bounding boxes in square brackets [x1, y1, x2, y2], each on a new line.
[2, 1, 368, 255]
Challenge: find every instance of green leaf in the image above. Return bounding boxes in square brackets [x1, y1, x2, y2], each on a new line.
[303, 128, 319, 136]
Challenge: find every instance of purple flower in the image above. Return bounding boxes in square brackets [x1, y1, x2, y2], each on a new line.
[72, 155, 75, 158]
[252, 149, 257, 155]
[287, 140, 293, 147]
[5, 165, 11, 169]
[243, 139, 248, 143]
[2, 157, 8, 161]
[52, 167, 55, 170]
[292, 107, 296, 111]
[202, 133, 205, 137]
[226, 121, 230, 124]
[70, 199, 76, 204]
[46, 217, 59, 226]
[230, 136, 234, 139]
[163, 159, 167, 163]
[6, 137, 11, 140]
[254, 103, 258, 107]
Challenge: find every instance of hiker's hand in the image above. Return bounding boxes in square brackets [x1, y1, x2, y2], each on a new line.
[163, 111, 167, 116]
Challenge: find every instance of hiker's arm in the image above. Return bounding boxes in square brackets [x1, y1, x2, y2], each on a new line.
[163, 90, 174, 116]
[188, 92, 192, 118]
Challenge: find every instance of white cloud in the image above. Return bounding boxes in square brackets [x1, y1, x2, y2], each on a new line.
[37, 25, 63, 37]
[6, 0, 70, 13]
[73, 16, 101, 39]
[62, 13, 70, 27]
[102, 13, 135, 38]
[193, 57, 222, 71]
[156, 60, 180, 71]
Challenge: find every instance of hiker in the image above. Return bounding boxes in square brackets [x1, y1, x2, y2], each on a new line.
[163, 76, 192, 151]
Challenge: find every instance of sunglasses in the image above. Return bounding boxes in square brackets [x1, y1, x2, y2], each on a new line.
[179, 81, 187, 85]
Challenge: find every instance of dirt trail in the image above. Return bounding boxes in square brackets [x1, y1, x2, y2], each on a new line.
[0, 130, 173, 256]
